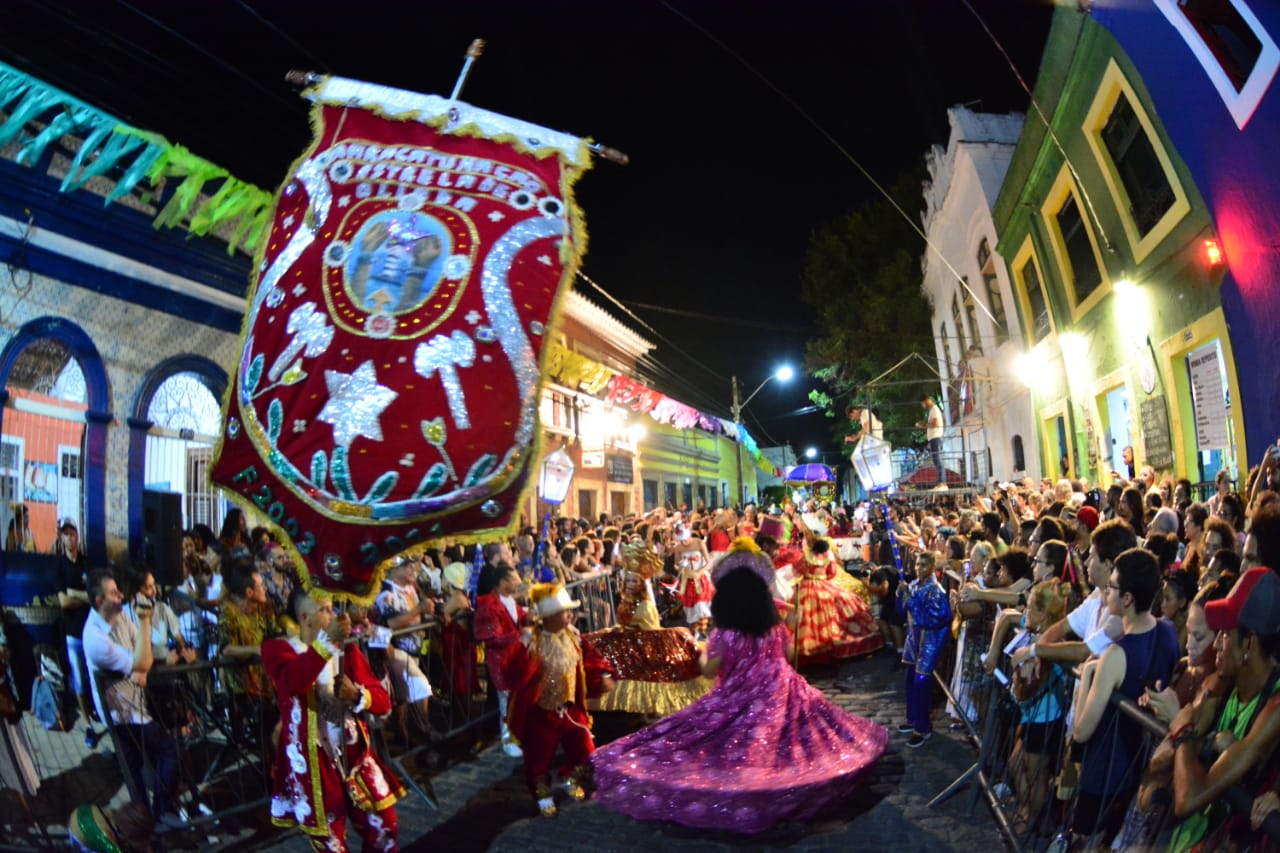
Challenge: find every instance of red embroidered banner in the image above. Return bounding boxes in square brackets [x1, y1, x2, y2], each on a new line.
[211, 77, 591, 599]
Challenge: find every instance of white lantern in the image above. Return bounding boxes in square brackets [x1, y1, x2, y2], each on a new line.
[851, 434, 894, 492]
[539, 445, 575, 504]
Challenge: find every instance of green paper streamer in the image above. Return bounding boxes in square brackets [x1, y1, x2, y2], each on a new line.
[0, 60, 274, 255]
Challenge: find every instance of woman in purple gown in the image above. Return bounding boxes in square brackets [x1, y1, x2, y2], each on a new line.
[591, 538, 889, 833]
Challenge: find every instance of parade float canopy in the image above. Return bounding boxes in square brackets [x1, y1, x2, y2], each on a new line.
[785, 462, 836, 503]
[784, 463, 835, 484]
[851, 433, 894, 493]
[210, 71, 600, 601]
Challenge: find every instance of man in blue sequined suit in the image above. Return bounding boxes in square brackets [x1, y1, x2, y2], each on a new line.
[898, 552, 951, 747]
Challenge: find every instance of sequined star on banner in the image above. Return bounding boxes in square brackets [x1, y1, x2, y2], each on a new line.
[317, 360, 397, 448]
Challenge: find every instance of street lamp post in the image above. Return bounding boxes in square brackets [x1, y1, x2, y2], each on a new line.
[731, 365, 793, 506]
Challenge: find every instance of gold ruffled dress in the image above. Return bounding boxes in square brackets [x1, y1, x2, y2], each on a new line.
[586, 598, 713, 716]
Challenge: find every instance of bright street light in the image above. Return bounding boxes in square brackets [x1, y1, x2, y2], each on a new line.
[731, 364, 795, 505]
[805, 447, 817, 459]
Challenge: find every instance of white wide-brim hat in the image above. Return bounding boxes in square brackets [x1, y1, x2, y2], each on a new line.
[533, 587, 582, 620]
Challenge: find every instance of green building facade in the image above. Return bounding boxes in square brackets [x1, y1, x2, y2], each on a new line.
[992, 7, 1244, 491]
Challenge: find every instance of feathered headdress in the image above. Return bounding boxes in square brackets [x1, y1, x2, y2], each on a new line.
[710, 536, 775, 587]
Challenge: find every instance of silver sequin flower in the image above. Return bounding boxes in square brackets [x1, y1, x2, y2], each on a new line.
[268, 302, 334, 383]
[443, 255, 471, 280]
[323, 553, 344, 580]
[414, 330, 476, 430]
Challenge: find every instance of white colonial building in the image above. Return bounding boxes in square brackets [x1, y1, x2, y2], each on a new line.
[920, 105, 1038, 485]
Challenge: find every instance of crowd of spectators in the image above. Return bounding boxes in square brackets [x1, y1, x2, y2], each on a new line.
[5, 448, 1280, 849]
[881, 450, 1280, 851]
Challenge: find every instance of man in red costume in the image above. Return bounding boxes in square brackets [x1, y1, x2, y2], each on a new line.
[506, 582, 615, 817]
[262, 588, 404, 851]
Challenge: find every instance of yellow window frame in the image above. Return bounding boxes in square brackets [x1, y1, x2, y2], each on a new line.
[1083, 59, 1192, 264]
[1010, 236, 1056, 350]
[1041, 167, 1112, 323]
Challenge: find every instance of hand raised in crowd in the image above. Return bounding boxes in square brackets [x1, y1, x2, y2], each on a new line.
[179, 646, 198, 664]
[129, 671, 148, 689]
[417, 598, 436, 617]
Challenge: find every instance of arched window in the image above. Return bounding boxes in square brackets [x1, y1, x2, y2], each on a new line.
[130, 357, 227, 554]
[1012, 434, 1026, 473]
[0, 317, 109, 562]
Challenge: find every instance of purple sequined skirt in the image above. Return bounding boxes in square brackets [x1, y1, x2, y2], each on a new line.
[592, 625, 888, 833]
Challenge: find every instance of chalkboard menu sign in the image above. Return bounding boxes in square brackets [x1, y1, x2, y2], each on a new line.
[1140, 395, 1174, 470]
[605, 453, 634, 484]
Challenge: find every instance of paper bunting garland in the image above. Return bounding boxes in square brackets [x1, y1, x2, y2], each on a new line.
[0, 61, 273, 255]
[544, 340, 783, 477]
[210, 75, 592, 600]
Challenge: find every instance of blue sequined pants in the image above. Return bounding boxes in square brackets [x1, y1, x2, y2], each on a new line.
[904, 663, 932, 734]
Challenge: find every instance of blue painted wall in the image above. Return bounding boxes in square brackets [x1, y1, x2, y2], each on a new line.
[1091, 2, 1280, 465]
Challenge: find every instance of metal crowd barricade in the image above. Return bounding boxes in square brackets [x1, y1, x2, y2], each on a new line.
[352, 614, 495, 812]
[930, 641, 1280, 852]
[932, 645, 1086, 851]
[564, 570, 619, 634]
[87, 655, 273, 841]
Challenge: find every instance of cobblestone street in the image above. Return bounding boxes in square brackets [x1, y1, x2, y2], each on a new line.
[268, 648, 1004, 853]
[4, 645, 1005, 851]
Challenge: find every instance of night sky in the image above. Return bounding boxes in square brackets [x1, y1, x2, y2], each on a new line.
[1, 0, 1052, 457]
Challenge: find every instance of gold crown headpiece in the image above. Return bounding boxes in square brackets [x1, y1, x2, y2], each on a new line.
[618, 537, 664, 579]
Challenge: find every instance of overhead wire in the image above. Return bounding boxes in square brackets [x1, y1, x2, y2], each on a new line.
[658, 0, 1000, 328]
[624, 300, 1029, 348]
[957, 0, 1116, 255]
[114, 0, 302, 113]
[235, 1, 332, 72]
[623, 301, 814, 335]
[577, 271, 729, 384]
[2, 0, 215, 128]
[576, 271, 812, 440]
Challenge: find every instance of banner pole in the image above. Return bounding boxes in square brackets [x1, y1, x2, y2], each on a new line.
[449, 39, 487, 101]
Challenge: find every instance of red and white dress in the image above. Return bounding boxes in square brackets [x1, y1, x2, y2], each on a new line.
[675, 547, 713, 625]
[262, 636, 403, 852]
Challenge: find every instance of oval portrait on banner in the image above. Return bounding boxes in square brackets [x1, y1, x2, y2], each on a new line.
[345, 209, 450, 313]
